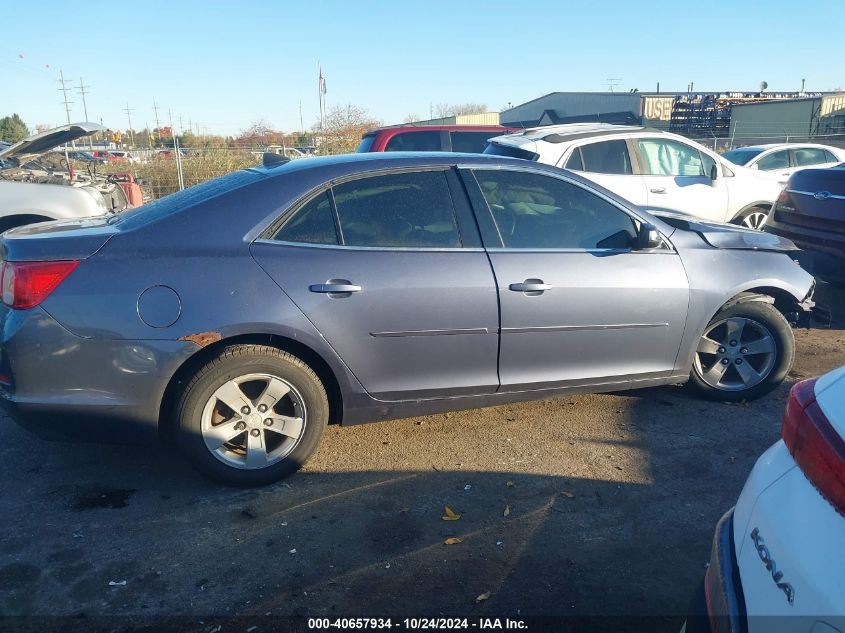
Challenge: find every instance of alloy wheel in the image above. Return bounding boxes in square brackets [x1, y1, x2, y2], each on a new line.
[693, 317, 777, 392]
[741, 211, 768, 230]
[200, 373, 307, 469]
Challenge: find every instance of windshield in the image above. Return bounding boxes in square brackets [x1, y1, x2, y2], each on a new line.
[722, 148, 763, 165]
[483, 142, 539, 161]
[356, 135, 376, 153]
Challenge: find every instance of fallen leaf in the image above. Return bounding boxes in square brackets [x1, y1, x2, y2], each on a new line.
[503, 505, 511, 517]
[476, 591, 491, 603]
[442, 506, 461, 521]
[444, 537, 463, 545]
[560, 491, 575, 498]
[108, 580, 126, 587]
[506, 481, 515, 488]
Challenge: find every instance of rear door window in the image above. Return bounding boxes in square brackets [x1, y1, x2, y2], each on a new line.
[792, 147, 830, 167]
[450, 131, 497, 153]
[332, 171, 462, 248]
[384, 131, 442, 152]
[578, 140, 633, 175]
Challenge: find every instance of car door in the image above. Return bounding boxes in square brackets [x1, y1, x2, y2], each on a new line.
[560, 139, 649, 205]
[463, 167, 689, 391]
[635, 137, 730, 222]
[250, 167, 500, 401]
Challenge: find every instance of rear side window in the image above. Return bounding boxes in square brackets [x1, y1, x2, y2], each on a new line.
[474, 170, 637, 249]
[793, 147, 829, 167]
[332, 171, 462, 248]
[578, 140, 633, 175]
[273, 192, 338, 245]
[637, 139, 704, 176]
[356, 135, 376, 153]
[450, 131, 496, 153]
[564, 149, 584, 171]
[757, 150, 790, 171]
[384, 131, 442, 152]
[824, 149, 839, 163]
[483, 142, 539, 161]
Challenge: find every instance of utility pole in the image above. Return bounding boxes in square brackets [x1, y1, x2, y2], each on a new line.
[152, 99, 162, 143]
[123, 103, 135, 147]
[57, 70, 74, 125]
[168, 108, 175, 145]
[76, 77, 93, 150]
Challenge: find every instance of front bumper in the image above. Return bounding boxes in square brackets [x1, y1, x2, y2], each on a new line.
[0, 305, 197, 443]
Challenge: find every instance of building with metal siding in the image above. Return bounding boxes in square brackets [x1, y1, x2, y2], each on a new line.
[502, 91, 845, 146]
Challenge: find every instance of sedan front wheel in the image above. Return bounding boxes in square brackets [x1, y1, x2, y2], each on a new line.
[689, 301, 794, 401]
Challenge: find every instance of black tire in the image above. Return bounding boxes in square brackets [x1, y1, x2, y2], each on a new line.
[689, 301, 794, 402]
[731, 206, 770, 230]
[175, 345, 328, 487]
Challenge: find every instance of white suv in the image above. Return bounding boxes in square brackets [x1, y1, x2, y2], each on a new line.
[485, 124, 783, 229]
[686, 365, 845, 633]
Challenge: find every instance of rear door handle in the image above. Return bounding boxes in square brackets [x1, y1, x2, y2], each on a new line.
[309, 280, 362, 295]
[650, 187, 667, 194]
[509, 279, 552, 294]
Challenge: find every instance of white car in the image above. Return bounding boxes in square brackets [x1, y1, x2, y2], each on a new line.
[0, 123, 121, 231]
[722, 143, 845, 182]
[485, 124, 784, 229]
[687, 365, 845, 633]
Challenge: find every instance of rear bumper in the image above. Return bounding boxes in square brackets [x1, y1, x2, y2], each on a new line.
[685, 509, 747, 633]
[0, 306, 197, 443]
[765, 222, 845, 281]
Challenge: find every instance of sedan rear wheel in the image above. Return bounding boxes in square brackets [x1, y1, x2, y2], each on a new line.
[176, 345, 328, 486]
[689, 301, 793, 401]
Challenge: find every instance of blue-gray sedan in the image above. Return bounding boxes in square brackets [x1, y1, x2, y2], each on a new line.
[0, 153, 816, 485]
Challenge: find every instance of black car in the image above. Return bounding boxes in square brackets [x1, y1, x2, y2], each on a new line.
[765, 164, 845, 283]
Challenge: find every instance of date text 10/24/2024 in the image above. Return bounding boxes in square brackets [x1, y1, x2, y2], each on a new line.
[308, 618, 529, 630]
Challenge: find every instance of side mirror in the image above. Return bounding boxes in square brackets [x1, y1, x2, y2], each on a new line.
[710, 163, 719, 180]
[636, 223, 663, 250]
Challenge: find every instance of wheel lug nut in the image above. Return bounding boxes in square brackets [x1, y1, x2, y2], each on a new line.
[718, 347, 726, 354]
[740, 348, 748, 354]
[257, 404, 268, 413]
[735, 359, 743, 365]
[250, 429, 260, 437]
[721, 359, 730, 365]
[730, 340, 737, 347]
[264, 418, 273, 426]
[235, 421, 246, 431]
[241, 406, 251, 415]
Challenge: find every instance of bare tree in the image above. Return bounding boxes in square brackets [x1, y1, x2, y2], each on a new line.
[315, 104, 381, 155]
[434, 102, 489, 118]
[403, 113, 421, 123]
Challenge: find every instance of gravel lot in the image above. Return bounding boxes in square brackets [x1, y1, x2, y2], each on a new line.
[2, 282, 844, 632]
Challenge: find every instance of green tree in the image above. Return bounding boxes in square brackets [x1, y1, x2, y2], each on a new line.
[0, 114, 29, 143]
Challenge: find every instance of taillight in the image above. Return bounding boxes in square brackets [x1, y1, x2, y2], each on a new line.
[776, 188, 790, 204]
[0, 260, 79, 310]
[782, 378, 845, 517]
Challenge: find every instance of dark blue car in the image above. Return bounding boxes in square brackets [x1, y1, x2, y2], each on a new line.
[0, 153, 814, 485]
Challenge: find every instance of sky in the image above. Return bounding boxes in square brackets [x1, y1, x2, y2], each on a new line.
[1, 0, 842, 137]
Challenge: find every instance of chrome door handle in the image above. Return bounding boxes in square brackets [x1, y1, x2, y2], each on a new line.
[509, 279, 552, 294]
[650, 187, 667, 194]
[309, 281, 361, 294]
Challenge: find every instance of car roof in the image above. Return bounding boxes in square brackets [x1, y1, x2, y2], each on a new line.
[364, 125, 516, 137]
[731, 143, 836, 152]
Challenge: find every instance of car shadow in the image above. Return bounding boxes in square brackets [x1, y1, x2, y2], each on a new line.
[0, 364, 801, 633]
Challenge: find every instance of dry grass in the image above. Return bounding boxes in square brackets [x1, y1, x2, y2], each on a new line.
[96, 150, 260, 199]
